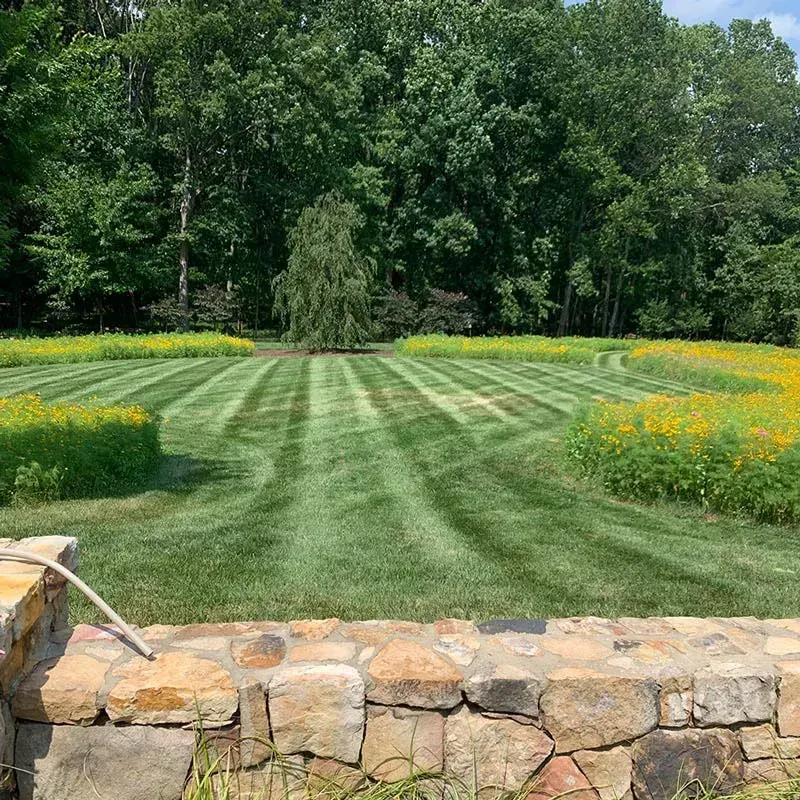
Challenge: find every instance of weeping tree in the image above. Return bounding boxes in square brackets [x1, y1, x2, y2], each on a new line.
[274, 192, 375, 351]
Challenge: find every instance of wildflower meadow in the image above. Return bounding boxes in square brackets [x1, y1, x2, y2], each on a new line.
[0, 394, 161, 504]
[568, 340, 800, 523]
[0, 332, 254, 368]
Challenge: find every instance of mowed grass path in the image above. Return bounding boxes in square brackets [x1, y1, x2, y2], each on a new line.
[1, 355, 799, 624]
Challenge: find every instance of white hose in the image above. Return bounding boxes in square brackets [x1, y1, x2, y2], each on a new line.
[0, 549, 154, 659]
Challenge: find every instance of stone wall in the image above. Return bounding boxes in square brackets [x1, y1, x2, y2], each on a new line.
[3, 539, 800, 799]
[0, 536, 77, 798]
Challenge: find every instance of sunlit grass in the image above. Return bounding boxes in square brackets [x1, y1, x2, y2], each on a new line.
[1, 355, 799, 624]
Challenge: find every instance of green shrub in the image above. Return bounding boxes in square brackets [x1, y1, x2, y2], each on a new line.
[0, 394, 161, 504]
[566, 390, 800, 524]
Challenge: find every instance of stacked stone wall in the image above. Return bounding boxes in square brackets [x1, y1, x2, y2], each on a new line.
[3, 539, 800, 799]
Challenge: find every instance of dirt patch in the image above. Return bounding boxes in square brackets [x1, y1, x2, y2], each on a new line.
[255, 348, 394, 358]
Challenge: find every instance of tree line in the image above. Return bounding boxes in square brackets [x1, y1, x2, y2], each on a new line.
[2, 0, 799, 342]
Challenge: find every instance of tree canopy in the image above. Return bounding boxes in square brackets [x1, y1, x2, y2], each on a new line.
[1, 0, 799, 342]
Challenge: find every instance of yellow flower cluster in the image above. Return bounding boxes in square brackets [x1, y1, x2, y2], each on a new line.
[625, 340, 800, 465]
[398, 334, 598, 364]
[0, 332, 254, 368]
[570, 339, 800, 521]
[0, 393, 161, 504]
[585, 390, 800, 469]
[0, 394, 153, 432]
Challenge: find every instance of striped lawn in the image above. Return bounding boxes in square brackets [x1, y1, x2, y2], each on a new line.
[0, 355, 798, 625]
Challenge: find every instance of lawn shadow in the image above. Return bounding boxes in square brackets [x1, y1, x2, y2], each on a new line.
[63, 453, 234, 503]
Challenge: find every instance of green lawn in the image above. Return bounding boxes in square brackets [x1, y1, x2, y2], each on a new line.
[1, 354, 799, 625]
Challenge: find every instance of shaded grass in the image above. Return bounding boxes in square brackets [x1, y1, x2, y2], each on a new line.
[0, 356, 799, 625]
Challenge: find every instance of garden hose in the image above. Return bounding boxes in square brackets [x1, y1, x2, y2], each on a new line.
[0, 549, 154, 659]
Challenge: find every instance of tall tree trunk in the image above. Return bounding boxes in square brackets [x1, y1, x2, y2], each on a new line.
[15, 285, 22, 330]
[609, 267, 624, 337]
[601, 265, 613, 337]
[609, 240, 630, 338]
[178, 151, 195, 333]
[254, 271, 260, 337]
[557, 281, 572, 338]
[129, 290, 138, 327]
[557, 198, 586, 338]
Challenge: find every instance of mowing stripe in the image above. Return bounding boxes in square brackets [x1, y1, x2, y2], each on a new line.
[0, 361, 118, 396]
[4, 361, 148, 402]
[412, 358, 514, 421]
[344, 358, 476, 565]
[381, 357, 476, 426]
[159, 359, 258, 419]
[86, 359, 208, 405]
[217, 359, 286, 436]
[426, 358, 566, 422]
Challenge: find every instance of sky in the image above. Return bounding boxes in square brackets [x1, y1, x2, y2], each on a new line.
[661, 0, 800, 53]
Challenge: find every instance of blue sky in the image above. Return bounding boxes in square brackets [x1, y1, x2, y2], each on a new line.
[661, 0, 800, 52]
[568, 0, 800, 54]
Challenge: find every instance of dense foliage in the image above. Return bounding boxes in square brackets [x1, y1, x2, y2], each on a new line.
[0, 332, 253, 367]
[274, 192, 375, 350]
[0, 394, 160, 503]
[568, 340, 800, 522]
[1, 0, 799, 342]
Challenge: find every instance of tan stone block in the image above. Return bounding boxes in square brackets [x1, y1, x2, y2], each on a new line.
[778, 661, 800, 736]
[555, 617, 626, 636]
[11, 536, 78, 600]
[618, 618, 675, 636]
[107, 651, 238, 725]
[527, 756, 599, 800]
[12, 654, 108, 724]
[492, 635, 542, 657]
[662, 618, 724, 636]
[342, 621, 426, 646]
[307, 757, 367, 797]
[573, 747, 632, 800]
[766, 637, 800, 657]
[659, 676, 692, 728]
[433, 635, 480, 667]
[289, 619, 340, 641]
[444, 706, 553, 795]
[288, 642, 357, 663]
[0, 575, 44, 640]
[434, 619, 477, 636]
[362, 705, 444, 782]
[743, 758, 800, 785]
[175, 623, 261, 639]
[231, 634, 286, 669]
[694, 664, 776, 727]
[238, 683, 271, 768]
[269, 664, 364, 763]
[741, 724, 800, 760]
[540, 670, 658, 753]
[0, 638, 24, 695]
[768, 620, 800, 636]
[541, 637, 614, 661]
[367, 639, 462, 708]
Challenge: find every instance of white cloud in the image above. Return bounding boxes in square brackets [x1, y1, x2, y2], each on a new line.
[766, 12, 800, 41]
